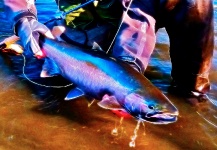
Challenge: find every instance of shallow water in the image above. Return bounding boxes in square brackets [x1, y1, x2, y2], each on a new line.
[0, 0, 217, 150]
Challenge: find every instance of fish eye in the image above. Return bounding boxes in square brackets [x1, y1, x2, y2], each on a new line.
[148, 105, 155, 110]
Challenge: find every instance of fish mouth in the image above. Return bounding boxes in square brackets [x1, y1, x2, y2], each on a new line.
[140, 111, 179, 124]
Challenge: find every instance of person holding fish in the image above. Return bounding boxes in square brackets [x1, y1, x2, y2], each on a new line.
[3, 0, 214, 104]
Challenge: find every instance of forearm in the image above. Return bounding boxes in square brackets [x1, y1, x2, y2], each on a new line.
[3, 0, 37, 21]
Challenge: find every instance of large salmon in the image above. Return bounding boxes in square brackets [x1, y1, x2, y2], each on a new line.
[38, 37, 178, 124]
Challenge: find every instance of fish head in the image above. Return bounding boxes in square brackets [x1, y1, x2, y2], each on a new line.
[122, 92, 178, 124]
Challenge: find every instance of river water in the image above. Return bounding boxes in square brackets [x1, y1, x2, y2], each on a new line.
[0, 0, 217, 150]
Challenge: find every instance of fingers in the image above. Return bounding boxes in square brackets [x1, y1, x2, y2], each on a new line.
[28, 32, 44, 58]
[29, 19, 55, 58]
[51, 26, 66, 40]
[17, 18, 55, 58]
[45, 30, 55, 39]
[30, 19, 55, 39]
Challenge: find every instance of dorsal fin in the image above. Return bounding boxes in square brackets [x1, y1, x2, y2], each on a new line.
[92, 42, 103, 51]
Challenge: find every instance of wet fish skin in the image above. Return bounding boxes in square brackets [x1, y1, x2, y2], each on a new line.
[39, 37, 178, 124]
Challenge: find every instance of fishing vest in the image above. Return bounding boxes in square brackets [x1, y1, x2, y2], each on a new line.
[57, 0, 122, 29]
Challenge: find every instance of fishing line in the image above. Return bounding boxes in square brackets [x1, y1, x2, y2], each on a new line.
[21, 0, 132, 88]
[106, 0, 133, 54]
[46, 0, 133, 54]
[21, 54, 73, 88]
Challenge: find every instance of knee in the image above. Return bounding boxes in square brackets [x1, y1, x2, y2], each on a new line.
[189, 0, 213, 22]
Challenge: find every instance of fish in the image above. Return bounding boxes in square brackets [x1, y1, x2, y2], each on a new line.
[0, 35, 178, 124]
[37, 37, 178, 124]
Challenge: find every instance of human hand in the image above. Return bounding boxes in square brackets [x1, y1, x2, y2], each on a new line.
[15, 16, 54, 58]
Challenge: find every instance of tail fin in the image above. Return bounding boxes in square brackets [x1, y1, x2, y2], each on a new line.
[0, 35, 23, 55]
[0, 35, 20, 49]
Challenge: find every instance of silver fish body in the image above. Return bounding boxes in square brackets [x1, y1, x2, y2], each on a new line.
[40, 38, 178, 124]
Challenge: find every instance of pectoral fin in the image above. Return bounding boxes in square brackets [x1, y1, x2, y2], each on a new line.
[65, 88, 85, 100]
[97, 95, 123, 110]
[40, 58, 61, 78]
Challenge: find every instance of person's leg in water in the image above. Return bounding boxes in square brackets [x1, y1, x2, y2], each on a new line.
[111, 0, 214, 104]
[162, 0, 214, 103]
[111, 0, 157, 73]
